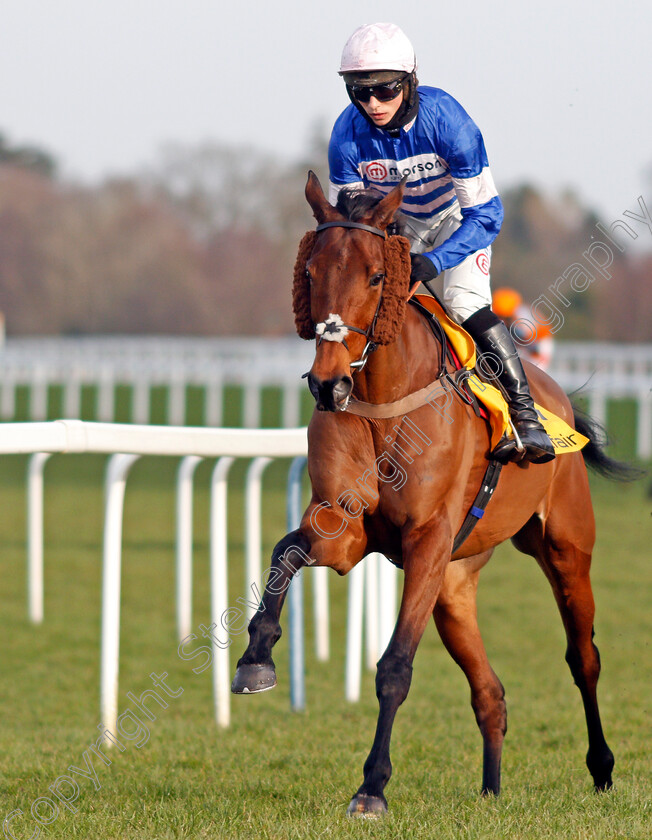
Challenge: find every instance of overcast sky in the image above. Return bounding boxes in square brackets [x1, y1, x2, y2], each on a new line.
[2, 0, 650, 221]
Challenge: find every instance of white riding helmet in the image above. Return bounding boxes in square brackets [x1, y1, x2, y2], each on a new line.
[339, 22, 417, 77]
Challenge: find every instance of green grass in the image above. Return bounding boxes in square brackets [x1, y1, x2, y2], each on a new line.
[0, 397, 650, 838]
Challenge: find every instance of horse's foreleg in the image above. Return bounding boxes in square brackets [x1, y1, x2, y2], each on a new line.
[231, 529, 311, 694]
[434, 552, 506, 795]
[347, 523, 450, 817]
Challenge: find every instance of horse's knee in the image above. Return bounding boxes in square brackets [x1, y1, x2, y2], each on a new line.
[376, 654, 413, 706]
[302, 502, 368, 574]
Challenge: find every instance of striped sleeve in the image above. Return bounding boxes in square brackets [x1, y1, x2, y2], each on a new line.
[427, 196, 504, 273]
[425, 92, 503, 272]
[452, 167, 498, 208]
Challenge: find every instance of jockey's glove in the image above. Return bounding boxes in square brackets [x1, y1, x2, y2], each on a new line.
[409, 253, 438, 289]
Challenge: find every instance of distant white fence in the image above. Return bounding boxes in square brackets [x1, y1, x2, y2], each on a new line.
[5, 420, 397, 736]
[0, 338, 650, 456]
[0, 336, 314, 427]
[550, 342, 652, 458]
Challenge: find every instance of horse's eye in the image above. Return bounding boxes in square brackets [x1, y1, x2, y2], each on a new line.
[305, 269, 313, 283]
[369, 272, 385, 288]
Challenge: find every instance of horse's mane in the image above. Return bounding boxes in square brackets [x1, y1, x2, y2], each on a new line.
[335, 187, 406, 237]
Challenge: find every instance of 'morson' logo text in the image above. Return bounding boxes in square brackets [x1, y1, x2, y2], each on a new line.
[363, 159, 441, 181]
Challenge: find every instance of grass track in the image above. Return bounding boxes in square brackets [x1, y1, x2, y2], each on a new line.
[0, 420, 650, 838]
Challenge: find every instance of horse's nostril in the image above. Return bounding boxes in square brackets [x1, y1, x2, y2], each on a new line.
[307, 374, 353, 411]
[332, 376, 353, 403]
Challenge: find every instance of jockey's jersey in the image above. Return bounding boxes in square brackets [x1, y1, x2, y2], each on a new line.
[328, 86, 504, 273]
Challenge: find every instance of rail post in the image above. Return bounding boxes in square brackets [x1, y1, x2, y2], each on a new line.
[176, 455, 203, 642]
[210, 456, 235, 728]
[27, 452, 52, 624]
[100, 453, 141, 739]
[287, 456, 307, 711]
[244, 457, 273, 620]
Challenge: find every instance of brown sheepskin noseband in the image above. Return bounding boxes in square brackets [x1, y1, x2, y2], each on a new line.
[292, 231, 317, 340]
[292, 232, 412, 345]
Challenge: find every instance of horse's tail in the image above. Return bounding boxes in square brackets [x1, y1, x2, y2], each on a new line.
[573, 404, 645, 481]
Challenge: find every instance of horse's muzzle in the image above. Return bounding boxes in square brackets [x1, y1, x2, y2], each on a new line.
[307, 372, 353, 412]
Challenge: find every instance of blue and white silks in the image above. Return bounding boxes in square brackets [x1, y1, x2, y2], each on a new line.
[328, 86, 504, 275]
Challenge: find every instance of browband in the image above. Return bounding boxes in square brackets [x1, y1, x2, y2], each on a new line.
[315, 220, 387, 239]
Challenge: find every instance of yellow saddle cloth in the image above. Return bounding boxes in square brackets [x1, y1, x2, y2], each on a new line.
[413, 295, 588, 454]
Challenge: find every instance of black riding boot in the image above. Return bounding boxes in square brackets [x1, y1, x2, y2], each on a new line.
[463, 307, 555, 464]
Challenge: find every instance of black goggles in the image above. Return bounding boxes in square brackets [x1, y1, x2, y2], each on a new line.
[349, 77, 404, 103]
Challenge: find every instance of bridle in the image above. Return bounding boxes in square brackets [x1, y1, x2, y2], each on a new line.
[313, 220, 387, 372]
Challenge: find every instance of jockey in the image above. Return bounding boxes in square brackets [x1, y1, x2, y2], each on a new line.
[328, 22, 554, 464]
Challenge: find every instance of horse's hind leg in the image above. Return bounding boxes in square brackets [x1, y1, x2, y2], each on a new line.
[512, 465, 614, 790]
[434, 550, 507, 795]
[537, 540, 614, 789]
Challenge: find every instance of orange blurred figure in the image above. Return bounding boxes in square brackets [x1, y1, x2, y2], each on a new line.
[492, 288, 554, 370]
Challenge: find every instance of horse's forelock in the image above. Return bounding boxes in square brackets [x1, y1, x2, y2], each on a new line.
[335, 188, 406, 237]
[335, 188, 383, 222]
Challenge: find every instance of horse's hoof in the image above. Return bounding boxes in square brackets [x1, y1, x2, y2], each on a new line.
[231, 663, 277, 694]
[594, 778, 613, 792]
[588, 747, 615, 791]
[346, 793, 388, 817]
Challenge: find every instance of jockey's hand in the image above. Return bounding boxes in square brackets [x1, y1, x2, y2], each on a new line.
[410, 254, 438, 289]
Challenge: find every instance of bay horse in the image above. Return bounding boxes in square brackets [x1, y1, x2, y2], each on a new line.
[232, 172, 623, 816]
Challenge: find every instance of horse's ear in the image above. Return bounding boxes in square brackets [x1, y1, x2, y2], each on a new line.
[373, 235, 412, 345]
[292, 231, 316, 340]
[370, 176, 407, 231]
[305, 170, 340, 224]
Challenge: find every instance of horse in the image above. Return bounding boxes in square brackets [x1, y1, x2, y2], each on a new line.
[231, 171, 625, 816]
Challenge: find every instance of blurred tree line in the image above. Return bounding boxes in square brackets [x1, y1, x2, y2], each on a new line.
[0, 131, 649, 340]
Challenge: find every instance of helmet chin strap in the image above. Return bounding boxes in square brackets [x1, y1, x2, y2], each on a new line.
[383, 89, 420, 135]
